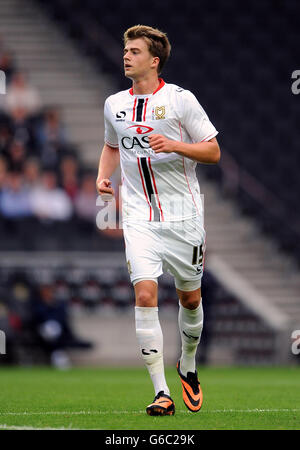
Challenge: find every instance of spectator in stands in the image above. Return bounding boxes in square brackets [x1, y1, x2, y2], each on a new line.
[39, 107, 66, 146]
[74, 172, 97, 223]
[31, 282, 93, 369]
[6, 271, 33, 333]
[6, 139, 27, 172]
[4, 71, 41, 119]
[1, 88, 35, 153]
[0, 155, 7, 190]
[0, 114, 13, 155]
[23, 157, 41, 189]
[35, 107, 67, 169]
[59, 154, 79, 201]
[30, 170, 73, 222]
[0, 170, 32, 219]
[0, 48, 16, 84]
[10, 107, 36, 150]
[61, 169, 78, 201]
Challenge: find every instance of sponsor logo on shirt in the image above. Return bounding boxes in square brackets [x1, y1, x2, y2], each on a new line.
[126, 125, 154, 134]
[121, 136, 151, 150]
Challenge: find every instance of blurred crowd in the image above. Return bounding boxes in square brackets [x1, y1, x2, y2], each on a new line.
[0, 38, 122, 250]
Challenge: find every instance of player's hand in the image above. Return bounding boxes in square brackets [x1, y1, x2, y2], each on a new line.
[149, 134, 174, 154]
[96, 178, 115, 199]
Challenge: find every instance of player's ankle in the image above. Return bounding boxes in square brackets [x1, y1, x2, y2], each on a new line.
[180, 355, 196, 377]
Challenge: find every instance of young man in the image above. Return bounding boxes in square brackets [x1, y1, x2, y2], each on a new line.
[96, 25, 220, 416]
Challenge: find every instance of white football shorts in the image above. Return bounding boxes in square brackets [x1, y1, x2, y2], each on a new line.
[123, 216, 206, 291]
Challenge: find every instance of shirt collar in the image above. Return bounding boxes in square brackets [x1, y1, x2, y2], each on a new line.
[129, 78, 165, 96]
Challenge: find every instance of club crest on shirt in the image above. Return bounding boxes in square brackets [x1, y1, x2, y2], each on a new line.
[152, 106, 166, 120]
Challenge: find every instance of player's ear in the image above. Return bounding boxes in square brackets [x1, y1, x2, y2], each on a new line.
[151, 56, 160, 71]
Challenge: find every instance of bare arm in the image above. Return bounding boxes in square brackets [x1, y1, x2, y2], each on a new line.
[96, 144, 120, 197]
[148, 135, 220, 164]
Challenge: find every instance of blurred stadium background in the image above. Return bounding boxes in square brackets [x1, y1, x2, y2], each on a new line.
[0, 0, 299, 370]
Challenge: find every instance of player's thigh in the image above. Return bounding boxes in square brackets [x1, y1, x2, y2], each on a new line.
[123, 222, 163, 285]
[162, 217, 206, 290]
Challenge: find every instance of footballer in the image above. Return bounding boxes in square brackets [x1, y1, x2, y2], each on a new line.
[96, 25, 220, 416]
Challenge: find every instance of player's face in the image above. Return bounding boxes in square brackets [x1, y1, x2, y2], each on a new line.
[123, 38, 158, 80]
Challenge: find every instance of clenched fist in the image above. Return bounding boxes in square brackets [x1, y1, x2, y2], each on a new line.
[96, 178, 114, 201]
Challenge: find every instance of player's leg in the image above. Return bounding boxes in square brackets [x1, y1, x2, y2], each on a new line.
[162, 220, 205, 376]
[161, 218, 205, 411]
[176, 285, 203, 377]
[134, 279, 173, 415]
[123, 222, 174, 415]
[175, 282, 204, 412]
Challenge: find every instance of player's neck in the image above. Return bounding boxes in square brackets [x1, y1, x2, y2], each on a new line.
[131, 76, 160, 96]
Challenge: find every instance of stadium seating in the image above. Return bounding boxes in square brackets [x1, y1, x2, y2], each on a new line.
[0, 264, 277, 366]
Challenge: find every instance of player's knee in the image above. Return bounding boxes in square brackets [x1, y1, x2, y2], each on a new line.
[179, 292, 201, 310]
[135, 289, 156, 307]
[182, 298, 200, 310]
[177, 286, 201, 310]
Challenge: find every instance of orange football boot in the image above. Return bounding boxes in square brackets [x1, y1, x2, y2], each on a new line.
[146, 391, 175, 416]
[176, 360, 203, 412]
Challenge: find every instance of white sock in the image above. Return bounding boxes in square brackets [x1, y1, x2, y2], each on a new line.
[178, 301, 203, 377]
[135, 306, 170, 396]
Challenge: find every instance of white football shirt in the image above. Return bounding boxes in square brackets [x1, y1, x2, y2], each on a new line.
[104, 78, 218, 223]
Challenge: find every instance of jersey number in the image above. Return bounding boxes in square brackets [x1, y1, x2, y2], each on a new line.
[192, 244, 203, 266]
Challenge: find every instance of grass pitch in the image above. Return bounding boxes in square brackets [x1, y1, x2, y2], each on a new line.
[0, 366, 299, 430]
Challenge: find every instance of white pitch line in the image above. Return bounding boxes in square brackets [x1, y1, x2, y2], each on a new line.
[0, 408, 299, 416]
[0, 424, 73, 430]
[205, 408, 300, 413]
[0, 409, 299, 430]
[0, 410, 142, 416]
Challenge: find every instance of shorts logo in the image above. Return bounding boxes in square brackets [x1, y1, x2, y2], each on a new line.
[153, 106, 166, 120]
[127, 260, 132, 274]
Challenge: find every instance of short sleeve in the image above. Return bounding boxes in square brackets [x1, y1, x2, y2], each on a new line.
[104, 99, 119, 148]
[180, 90, 218, 143]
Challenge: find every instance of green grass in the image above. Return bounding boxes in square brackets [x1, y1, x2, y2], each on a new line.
[0, 366, 299, 430]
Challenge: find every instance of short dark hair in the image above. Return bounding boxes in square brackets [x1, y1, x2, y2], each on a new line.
[124, 25, 171, 74]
